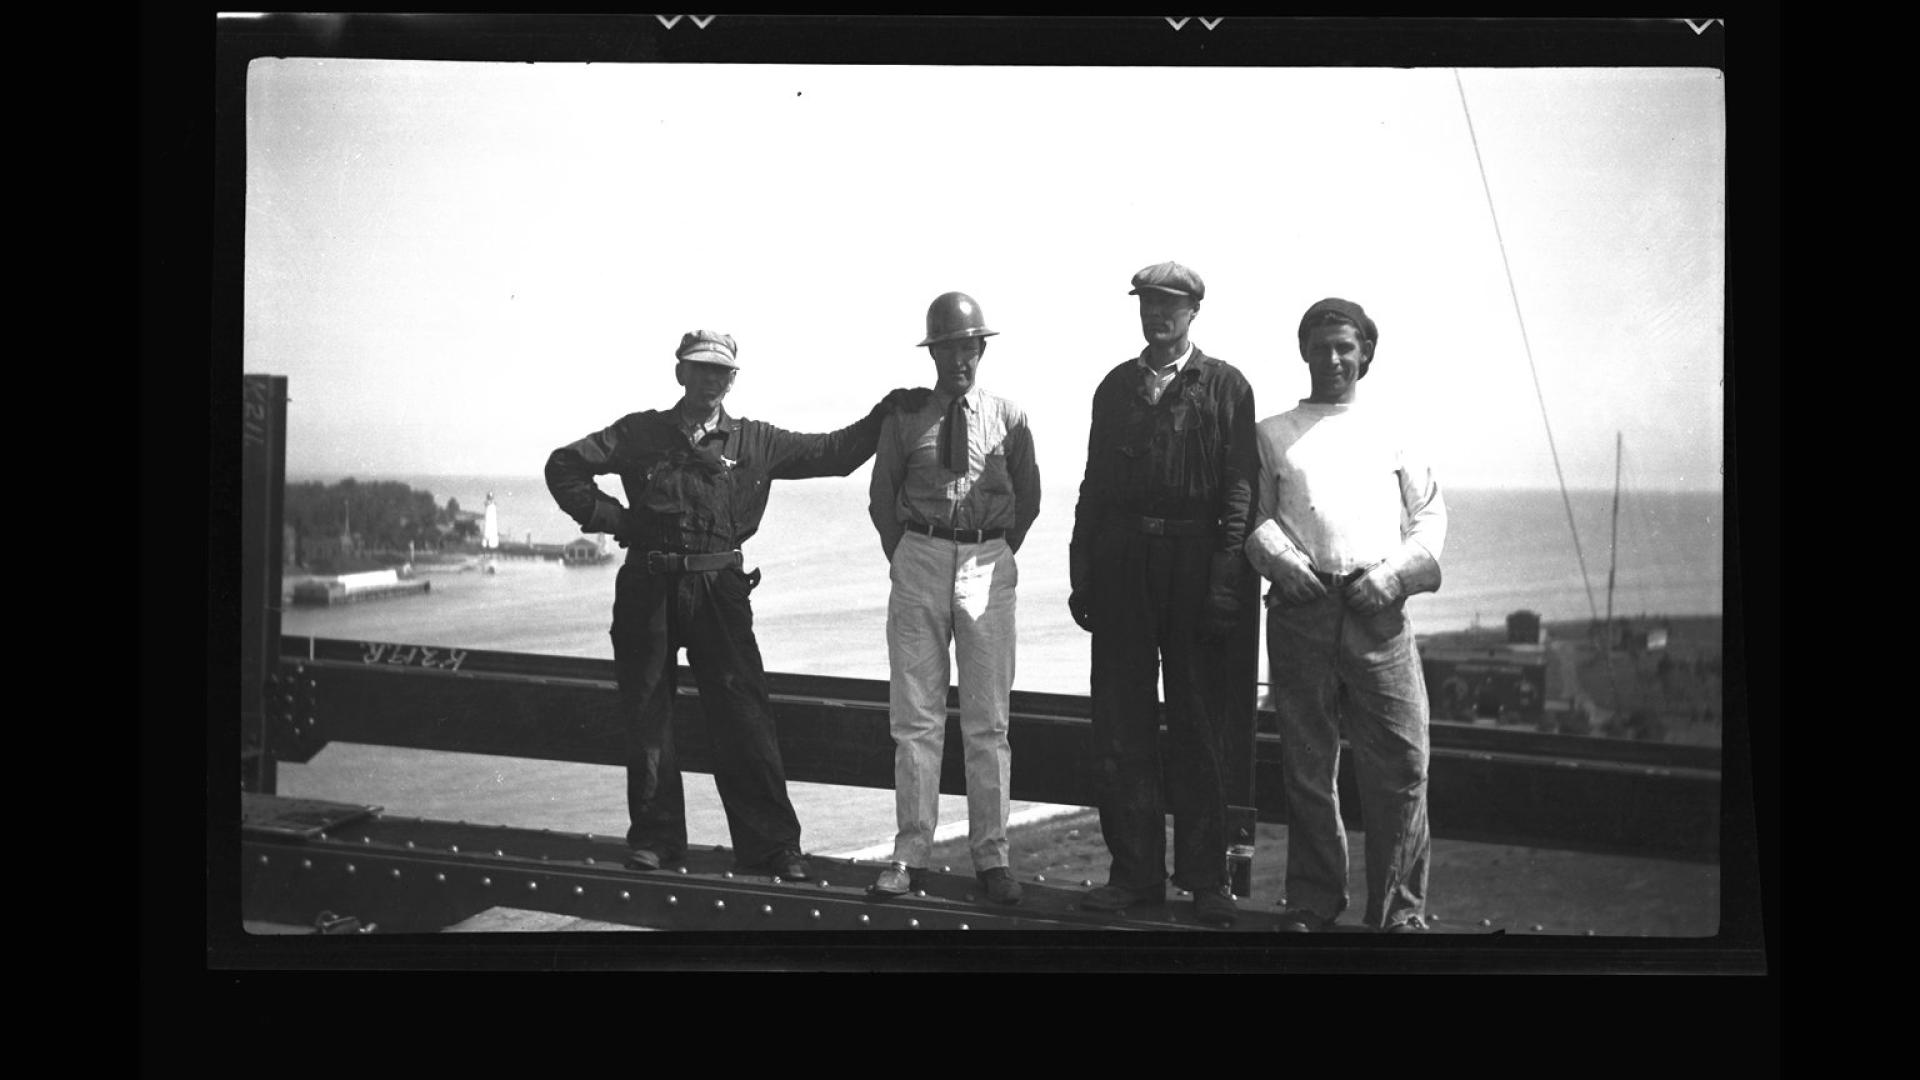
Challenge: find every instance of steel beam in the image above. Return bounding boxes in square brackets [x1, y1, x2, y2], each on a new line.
[271, 636, 1719, 860]
[241, 798, 1266, 933]
[241, 375, 288, 794]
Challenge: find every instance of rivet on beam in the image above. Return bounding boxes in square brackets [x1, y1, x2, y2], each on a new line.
[481, 877, 493, 888]
[772, 876, 783, 884]
[362, 837, 372, 845]
[907, 919, 920, 929]
[586, 858, 597, 866]
[914, 890, 926, 898]
[1531, 924, 1544, 932]
[810, 910, 821, 920]
[1480, 918, 1492, 927]
[858, 914, 871, 925]
[391, 869, 402, 879]
[258, 855, 269, 865]
[301, 859, 312, 870]
[573, 886, 585, 897]
[450, 845, 460, 853]
[1082, 880, 1093, 887]
[406, 841, 416, 849]
[819, 880, 830, 888]
[761, 905, 774, 916]
[942, 866, 951, 873]
[957, 924, 969, 931]
[714, 900, 726, 912]
[527, 881, 539, 892]
[1036, 876, 1046, 883]
[678, 867, 688, 875]
[435, 873, 447, 883]
[724, 872, 734, 880]
[495, 850, 504, 857]
[667, 896, 679, 906]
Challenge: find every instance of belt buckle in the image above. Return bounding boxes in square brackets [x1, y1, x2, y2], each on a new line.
[1140, 516, 1165, 536]
[646, 551, 678, 574]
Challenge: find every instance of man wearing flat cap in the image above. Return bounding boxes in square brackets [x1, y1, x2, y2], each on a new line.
[866, 291, 1040, 907]
[1245, 298, 1447, 933]
[1069, 261, 1260, 928]
[546, 330, 928, 881]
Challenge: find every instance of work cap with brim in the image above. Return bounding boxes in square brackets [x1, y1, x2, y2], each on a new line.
[676, 330, 739, 368]
[1297, 298, 1378, 346]
[1128, 261, 1205, 302]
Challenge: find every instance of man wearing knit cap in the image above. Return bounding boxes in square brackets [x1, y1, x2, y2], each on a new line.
[1069, 261, 1260, 928]
[546, 330, 928, 881]
[866, 291, 1040, 907]
[1245, 298, 1447, 933]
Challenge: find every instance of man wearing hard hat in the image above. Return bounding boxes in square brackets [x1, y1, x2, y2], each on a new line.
[546, 330, 926, 883]
[866, 292, 1040, 907]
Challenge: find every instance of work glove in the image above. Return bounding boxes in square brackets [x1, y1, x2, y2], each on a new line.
[1068, 589, 1094, 633]
[1342, 543, 1443, 615]
[1265, 547, 1328, 608]
[1199, 550, 1250, 642]
[1343, 560, 1404, 616]
[1068, 545, 1094, 632]
[871, 387, 933, 418]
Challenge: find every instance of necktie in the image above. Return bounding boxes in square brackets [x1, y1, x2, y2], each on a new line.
[940, 396, 968, 474]
[1142, 363, 1168, 404]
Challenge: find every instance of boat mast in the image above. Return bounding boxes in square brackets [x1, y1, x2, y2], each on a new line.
[1605, 431, 1622, 640]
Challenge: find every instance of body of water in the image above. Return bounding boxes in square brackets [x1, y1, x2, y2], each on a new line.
[275, 472, 1724, 858]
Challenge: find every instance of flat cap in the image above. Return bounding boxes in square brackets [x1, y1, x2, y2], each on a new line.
[675, 329, 739, 368]
[1128, 261, 1205, 302]
[1297, 298, 1378, 346]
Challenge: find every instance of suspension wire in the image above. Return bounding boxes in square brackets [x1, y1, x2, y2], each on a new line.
[1454, 70, 1601, 624]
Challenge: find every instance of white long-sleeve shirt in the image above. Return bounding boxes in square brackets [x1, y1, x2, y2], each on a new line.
[1245, 400, 1446, 580]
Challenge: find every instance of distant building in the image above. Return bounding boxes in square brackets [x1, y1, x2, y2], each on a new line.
[1507, 610, 1542, 645]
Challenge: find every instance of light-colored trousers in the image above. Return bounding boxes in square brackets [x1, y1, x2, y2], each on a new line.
[885, 530, 1018, 871]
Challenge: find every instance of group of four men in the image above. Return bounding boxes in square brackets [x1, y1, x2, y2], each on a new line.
[545, 261, 1447, 932]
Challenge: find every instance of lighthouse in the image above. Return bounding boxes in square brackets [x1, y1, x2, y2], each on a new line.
[482, 493, 499, 551]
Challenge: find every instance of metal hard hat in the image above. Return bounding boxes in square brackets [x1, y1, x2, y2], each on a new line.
[917, 292, 1000, 347]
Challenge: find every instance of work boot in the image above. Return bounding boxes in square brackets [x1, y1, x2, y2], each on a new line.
[1192, 885, 1238, 928]
[1080, 882, 1166, 912]
[978, 867, 1023, 906]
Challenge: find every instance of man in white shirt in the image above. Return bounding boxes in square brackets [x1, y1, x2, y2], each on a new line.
[1244, 298, 1447, 933]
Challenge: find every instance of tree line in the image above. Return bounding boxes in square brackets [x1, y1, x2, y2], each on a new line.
[284, 478, 479, 554]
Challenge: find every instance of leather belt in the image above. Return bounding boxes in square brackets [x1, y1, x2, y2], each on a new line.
[905, 521, 1006, 543]
[1124, 514, 1213, 538]
[1313, 568, 1367, 589]
[645, 549, 743, 574]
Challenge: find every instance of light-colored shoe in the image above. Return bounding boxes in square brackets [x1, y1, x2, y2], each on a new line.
[866, 860, 914, 899]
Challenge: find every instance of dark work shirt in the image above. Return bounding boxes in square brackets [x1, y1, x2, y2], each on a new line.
[1070, 347, 1257, 564]
[546, 405, 883, 557]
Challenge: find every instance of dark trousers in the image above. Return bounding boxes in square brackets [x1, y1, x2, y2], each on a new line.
[1088, 529, 1231, 892]
[610, 562, 801, 867]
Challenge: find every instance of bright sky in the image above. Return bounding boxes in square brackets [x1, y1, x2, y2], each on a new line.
[245, 61, 1725, 492]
